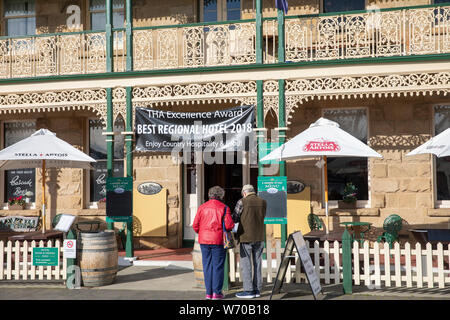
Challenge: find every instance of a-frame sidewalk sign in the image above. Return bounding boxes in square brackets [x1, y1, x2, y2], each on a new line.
[270, 231, 323, 300]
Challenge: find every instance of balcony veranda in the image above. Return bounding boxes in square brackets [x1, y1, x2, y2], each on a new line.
[0, 4, 449, 80]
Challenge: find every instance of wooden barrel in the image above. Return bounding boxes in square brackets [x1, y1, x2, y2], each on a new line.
[77, 230, 118, 287]
[192, 234, 205, 289]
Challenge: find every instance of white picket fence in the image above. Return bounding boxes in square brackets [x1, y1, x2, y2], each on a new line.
[228, 239, 450, 289]
[0, 240, 66, 281]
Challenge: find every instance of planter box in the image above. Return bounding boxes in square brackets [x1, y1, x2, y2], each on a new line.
[338, 201, 357, 209]
[8, 204, 24, 210]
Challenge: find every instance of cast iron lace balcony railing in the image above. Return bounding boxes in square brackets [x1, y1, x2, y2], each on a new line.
[0, 4, 448, 79]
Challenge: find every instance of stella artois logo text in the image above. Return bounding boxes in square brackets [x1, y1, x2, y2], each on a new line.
[303, 140, 341, 152]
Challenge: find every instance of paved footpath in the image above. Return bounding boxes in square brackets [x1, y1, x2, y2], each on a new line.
[0, 265, 449, 301]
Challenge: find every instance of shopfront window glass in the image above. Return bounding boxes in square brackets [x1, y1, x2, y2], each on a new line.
[323, 109, 368, 201]
[322, 0, 365, 13]
[434, 105, 450, 201]
[4, 0, 36, 36]
[201, 0, 241, 22]
[89, 118, 125, 202]
[89, 0, 125, 30]
[3, 121, 36, 203]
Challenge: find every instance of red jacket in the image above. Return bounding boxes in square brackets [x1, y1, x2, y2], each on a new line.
[193, 199, 235, 245]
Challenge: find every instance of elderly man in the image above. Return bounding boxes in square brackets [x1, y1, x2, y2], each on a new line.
[233, 184, 266, 299]
[193, 186, 234, 300]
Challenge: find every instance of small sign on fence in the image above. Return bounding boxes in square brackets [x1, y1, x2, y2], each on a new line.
[63, 240, 76, 259]
[32, 247, 59, 266]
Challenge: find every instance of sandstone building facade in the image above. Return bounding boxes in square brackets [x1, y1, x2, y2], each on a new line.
[0, 0, 449, 249]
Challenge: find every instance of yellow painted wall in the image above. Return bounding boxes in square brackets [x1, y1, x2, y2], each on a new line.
[133, 187, 168, 237]
[274, 186, 311, 238]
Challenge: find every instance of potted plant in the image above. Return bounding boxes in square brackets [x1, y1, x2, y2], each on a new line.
[97, 197, 106, 209]
[8, 196, 26, 210]
[338, 182, 357, 209]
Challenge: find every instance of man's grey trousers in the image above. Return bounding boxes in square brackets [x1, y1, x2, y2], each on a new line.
[239, 241, 264, 292]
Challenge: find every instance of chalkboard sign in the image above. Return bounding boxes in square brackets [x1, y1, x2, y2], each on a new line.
[90, 161, 123, 202]
[4, 169, 35, 202]
[106, 177, 133, 217]
[270, 231, 322, 300]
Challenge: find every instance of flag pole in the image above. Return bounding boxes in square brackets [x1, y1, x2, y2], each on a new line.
[42, 159, 46, 234]
[323, 156, 329, 234]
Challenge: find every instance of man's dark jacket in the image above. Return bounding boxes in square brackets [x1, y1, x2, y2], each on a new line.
[236, 193, 267, 243]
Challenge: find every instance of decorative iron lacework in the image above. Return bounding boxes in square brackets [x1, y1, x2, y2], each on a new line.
[0, 72, 448, 127]
[284, 72, 450, 124]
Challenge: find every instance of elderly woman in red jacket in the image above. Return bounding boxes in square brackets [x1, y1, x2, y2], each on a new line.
[193, 185, 234, 300]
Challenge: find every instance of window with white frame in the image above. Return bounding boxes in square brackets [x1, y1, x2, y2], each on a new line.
[434, 105, 450, 202]
[3, 121, 36, 205]
[323, 108, 369, 203]
[89, 0, 125, 30]
[88, 118, 124, 203]
[321, 0, 366, 13]
[200, 0, 241, 22]
[4, 0, 36, 36]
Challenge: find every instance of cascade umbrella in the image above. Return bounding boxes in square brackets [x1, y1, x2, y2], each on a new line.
[0, 129, 96, 233]
[406, 128, 450, 158]
[260, 117, 382, 233]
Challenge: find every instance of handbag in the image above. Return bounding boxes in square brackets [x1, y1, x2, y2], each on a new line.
[222, 206, 235, 249]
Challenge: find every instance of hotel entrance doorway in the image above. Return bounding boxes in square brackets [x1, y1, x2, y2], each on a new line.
[204, 152, 242, 211]
[183, 152, 256, 246]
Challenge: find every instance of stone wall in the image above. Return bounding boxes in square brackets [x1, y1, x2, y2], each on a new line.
[286, 95, 450, 233]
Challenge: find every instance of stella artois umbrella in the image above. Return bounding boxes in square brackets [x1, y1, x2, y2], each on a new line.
[261, 118, 382, 233]
[406, 128, 450, 158]
[0, 129, 96, 233]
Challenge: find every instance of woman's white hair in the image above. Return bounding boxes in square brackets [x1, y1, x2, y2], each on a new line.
[208, 186, 225, 200]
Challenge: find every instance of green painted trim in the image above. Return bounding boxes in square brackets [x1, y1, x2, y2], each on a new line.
[106, 86, 114, 233]
[125, 0, 133, 71]
[256, 80, 264, 177]
[255, 0, 263, 64]
[106, 88, 114, 179]
[106, 0, 114, 73]
[0, 53, 449, 85]
[278, 79, 287, 247]
[125, 86, 133, 178]
[277, 9, 285, 64]
[342, 228, 353, 294]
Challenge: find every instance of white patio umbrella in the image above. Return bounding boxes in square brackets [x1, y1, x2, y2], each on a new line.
[0, 129, 96, 233]
[406, 128, 450, 158]
[261, 117, 382, 233]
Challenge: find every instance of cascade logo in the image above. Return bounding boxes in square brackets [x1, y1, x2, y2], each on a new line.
[303, 140, 341, 152]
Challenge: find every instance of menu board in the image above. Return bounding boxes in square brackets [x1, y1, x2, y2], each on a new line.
[4, 169, 35, 202]
[106, 177, 133, 218]
[257, 176, 287, 224]
[90, 161, 123, 202]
